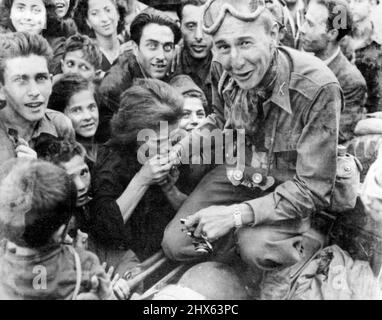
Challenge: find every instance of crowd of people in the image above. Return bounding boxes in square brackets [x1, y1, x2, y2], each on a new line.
[0, 0, 382, 300]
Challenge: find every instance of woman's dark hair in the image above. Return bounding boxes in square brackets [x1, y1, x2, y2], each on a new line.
[0, 0, 74, 38]
[48, 73, 98, 114]
[74, 0, 127, 38]
[130, 10, 182, 45]
[110, 78, 184, 147]
[35, 135, 87, 165]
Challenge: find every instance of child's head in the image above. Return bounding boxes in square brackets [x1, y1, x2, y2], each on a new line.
[0, 158, 77, 248]
[48, 73, 99, 139]
[169, 75, 207, 132]
[35, 136, 91, 207]
[61, 34, 103, 81]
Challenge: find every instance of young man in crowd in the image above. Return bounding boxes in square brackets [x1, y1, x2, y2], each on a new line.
[174, 0, 214, 113]
[97, 10, 181, 142]
[0, 32, 74, 164]
[341, 0, 382, 113]
[163, 0, 342, 272]
[300, 0, 367, 143]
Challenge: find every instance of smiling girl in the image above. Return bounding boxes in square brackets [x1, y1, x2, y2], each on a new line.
[0, 0, 76, 39]
[48, 73, 100, 164]
[74, 0, 127, 72]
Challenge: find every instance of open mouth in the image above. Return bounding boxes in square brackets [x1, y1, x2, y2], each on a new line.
[25, 102, 43, 110]
[191, 45, 207, 53]
[77, 194, 89, 204]
[233, 70, 254, 81]
[81, 122, 96, 130]
[102, 24, 112, 30]
[151, 63, 167, 71]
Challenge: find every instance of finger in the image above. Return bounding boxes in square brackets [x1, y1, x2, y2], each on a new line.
[90, 275, 99, 292]
[184, 213, 201, 230]
[111, 273, 120, 286]
[193, 221, 205, 238]
[102, 262, 107, 270]
[107, 266, 114, 278]
[159, 163, 173, 173]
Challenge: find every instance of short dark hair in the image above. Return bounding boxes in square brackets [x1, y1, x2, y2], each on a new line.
[130, 11, 182, 45]
[74, 0, 127, 38]
[177, 0, 207, 21]
[0, 0, 73, 38]
[0, 32, 53, 84]
[110, 78, 184, 147]
[48, 73, 97, 114]
[35, 135, 87, 165]
[315, 0, 353, 41]
[63, 34, 103, 70]
[0, 158, 77, 248]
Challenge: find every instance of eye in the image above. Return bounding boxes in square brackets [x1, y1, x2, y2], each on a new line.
[197, 111, 206, 118]
[88, 103, 97, 111]
[182, 111, 191, 119]
[16, 5, 25, 11]
[33, 7, 42, 14]
[36, 74, 48, 82]
[163, 43, 174, 52]
[186, 22, 196, 30]
[66, 61, 74, 68]
[217, 44, 230, 54]
[70, 106, 82, 114]
[80, 64, 90, 71]
[240, 41, 251, 48]
[147, 42, 157, 50]
[80, 168, 89, 177]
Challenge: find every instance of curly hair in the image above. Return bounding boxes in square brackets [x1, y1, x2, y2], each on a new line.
[110, 78, 184, 147]
[74, 0, 127, 38]
[0, 0, 70, 38]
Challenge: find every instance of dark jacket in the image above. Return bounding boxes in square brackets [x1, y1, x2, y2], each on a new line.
[173, 47, 214, 114]
[96, 52, 145, 143]
[328, 50, 367, 143]
[89, 143, 176, 260]
[179, 46, 342, 225]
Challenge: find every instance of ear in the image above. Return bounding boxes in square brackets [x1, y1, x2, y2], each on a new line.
[131, 41, 139, 57]
[60, 59, 65, 71]
[0, 83, 6, 101]
[86, 18, 92, 30]
[94, 69, 104, 81]
[270, 22, 280, 46]
[52, 224, 68, 244]
[328, 28, 339, 42]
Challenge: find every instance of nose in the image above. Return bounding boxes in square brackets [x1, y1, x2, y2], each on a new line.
[74, 176, 86, 193]
[190, 113, 199, 126]
[156, 46, 166, 61]
[27, 80, 41, 98]
[231, 47, 245, 70]
[83, 108, 93, 121]
[23, 8, 33, 21]
[300, 21, 307, 34]
[99, 10, 109, 22]
[194, 24, 203, 42]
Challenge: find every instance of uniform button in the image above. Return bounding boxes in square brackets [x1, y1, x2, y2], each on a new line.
[233, 170, 243, 181]
[252, 173, 264, 184]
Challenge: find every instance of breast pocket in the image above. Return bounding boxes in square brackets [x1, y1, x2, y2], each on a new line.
[270, 132, 300, 171]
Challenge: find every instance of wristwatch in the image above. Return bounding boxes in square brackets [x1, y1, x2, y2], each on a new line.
[232, 205, 243, 229]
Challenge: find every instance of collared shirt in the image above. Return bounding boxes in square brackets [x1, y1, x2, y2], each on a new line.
[0, 109, 74, 164]
[180, 46, 343, 225]
[324, 47, 341, 66]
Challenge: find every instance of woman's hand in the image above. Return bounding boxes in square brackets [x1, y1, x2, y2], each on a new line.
[137, 155, 174, 186]
[159, 166, 180, 193]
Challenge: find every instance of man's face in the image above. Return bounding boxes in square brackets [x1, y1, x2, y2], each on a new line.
[300, 1, 330, 54]
[10, 0, 47, 35]
[62, 155, 91, 207]
[179, 97, 206, 132]
[0, 55, 51, 124]
[213, 15, 277, 90]
[61, 50, 97, 80]
[54, 0, 70, 18]
[349, 0, 372, 23]
[181, 4, 213, 59]
[65, 89, 99, 138]
[137, 23, 175, 79]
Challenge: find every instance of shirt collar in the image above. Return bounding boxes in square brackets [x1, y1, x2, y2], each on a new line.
[31, 112, 57, 140]
[324, 46, 341, 66]
[264, 50, 292, 115]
